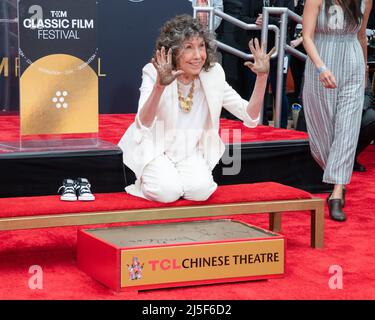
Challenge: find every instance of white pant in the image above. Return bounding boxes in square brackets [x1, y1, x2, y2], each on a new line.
[140, 153, 217, 203]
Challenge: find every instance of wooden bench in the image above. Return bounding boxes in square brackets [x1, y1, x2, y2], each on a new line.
[0, 182, 325, 248]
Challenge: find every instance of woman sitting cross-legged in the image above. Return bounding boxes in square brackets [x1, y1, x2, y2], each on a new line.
[118, 14, 275, 203]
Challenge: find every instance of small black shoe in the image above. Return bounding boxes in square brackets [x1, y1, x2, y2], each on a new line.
[58, 179, 77, 201]
[353, 160, 366, 172]
[75, 178, 95, 201]
[328, 198, 346, 222]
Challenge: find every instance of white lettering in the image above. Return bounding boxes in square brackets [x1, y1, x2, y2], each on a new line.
[328, 264, 343, 289]
[28, 265, 43, 290]
[328, 5, 344, 30]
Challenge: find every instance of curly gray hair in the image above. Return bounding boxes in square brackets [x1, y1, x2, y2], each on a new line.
[155, 14, 217, 71]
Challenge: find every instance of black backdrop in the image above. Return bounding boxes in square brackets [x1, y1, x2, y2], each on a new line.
[97, 0, 192, 114]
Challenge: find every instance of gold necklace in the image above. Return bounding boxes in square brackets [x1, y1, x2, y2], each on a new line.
[177, 80, 195, 113]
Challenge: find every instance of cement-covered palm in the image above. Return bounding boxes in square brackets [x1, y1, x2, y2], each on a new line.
[151, 46, 184, 86]
[244, 38, 276, 75]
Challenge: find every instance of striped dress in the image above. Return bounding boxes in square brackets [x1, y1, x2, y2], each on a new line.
[302, 0, 366, 185]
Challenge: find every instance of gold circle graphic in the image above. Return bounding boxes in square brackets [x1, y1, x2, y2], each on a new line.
[20, 54, 98, 135]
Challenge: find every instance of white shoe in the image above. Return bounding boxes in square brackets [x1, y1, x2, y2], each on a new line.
[58, 179, 77, 201]
[75, 178, 95, 201]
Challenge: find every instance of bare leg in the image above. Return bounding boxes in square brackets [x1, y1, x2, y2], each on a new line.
[330, 184, 344, 200]
[327, 184, 346, 222]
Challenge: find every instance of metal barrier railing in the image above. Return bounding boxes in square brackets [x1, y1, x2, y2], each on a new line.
[192, 5, 279, 60]
[215, 9, 279, 61]
[193, 2, 307, 128]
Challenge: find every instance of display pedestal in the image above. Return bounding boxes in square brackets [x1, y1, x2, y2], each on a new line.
[0, 139, 126, 197]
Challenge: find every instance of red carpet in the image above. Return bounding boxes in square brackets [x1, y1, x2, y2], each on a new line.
[0, 114, 372, 299]
[0, 182, 311, 219]
[0, 145, 374, 300]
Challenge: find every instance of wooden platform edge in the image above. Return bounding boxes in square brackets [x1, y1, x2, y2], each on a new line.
[0, 198, 325, 248]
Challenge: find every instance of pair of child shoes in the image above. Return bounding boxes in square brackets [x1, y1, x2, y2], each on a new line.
[58, 178, 95, 201]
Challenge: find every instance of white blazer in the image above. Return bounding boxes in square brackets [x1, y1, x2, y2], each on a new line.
[118, 62, 259, 180]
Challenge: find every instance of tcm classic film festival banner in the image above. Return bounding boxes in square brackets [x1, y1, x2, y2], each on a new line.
[18, 0, 98, 135]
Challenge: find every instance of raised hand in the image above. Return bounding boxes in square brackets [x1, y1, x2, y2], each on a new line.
[244, 38, 276, 75]
[151, 46, 184, 86]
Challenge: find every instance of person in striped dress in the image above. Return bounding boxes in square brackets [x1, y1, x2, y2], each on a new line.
[302, 0, 372, 221]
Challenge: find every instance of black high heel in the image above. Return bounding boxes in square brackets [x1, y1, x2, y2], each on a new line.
[327, 198, 346, 222]
[327, 187, 346, 208]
